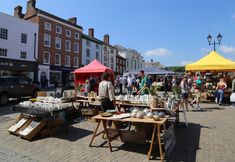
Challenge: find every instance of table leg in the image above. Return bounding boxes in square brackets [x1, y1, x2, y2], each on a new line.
[147, 124, 157, 160]
[102, 120, 113, 152]
[157, 125, 164, 162]
[89, 120, 101, 146]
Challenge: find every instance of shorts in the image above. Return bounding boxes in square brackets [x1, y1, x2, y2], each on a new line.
[181, 93, 188, 99]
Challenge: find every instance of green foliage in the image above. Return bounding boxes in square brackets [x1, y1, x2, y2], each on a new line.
[145, 85, 158, 96]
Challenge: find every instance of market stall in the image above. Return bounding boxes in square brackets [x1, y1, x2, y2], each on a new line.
[73, 60, 114, 92]
[7, 97, 74, 140]
[185, 50, 235, 101]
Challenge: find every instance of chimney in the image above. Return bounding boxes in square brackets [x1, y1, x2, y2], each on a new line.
[68, 17, 77, 25]
[14, 6, 24, 18]
[104, 34, 109, 45]
[27, 0, 36, 9]
[88, 28, 94, 37]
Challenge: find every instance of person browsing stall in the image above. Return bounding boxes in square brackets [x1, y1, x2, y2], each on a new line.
[99, 72, 116, 112]
[137, 70, 149, 95]
[216, 78, 227, 105]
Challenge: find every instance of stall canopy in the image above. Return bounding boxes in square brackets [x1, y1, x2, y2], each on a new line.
[185, 51, 235, 71]
[126, 67, 175, 75]
[73, 60, 114, 90]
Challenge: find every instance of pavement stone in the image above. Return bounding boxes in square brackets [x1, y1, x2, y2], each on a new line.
[0, 102, 235, 162]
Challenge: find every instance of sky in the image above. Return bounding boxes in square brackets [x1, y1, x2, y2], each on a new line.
[1, 0, 235, 66]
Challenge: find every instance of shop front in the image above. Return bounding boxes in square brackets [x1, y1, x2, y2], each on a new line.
[50, 65, 75, 86]
[0, 58, 38, 82]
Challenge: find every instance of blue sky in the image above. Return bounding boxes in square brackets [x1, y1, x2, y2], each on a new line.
[1, 0, 235, 66]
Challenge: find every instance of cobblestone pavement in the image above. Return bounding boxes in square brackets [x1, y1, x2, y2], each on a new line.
[0, 102, 235, 162]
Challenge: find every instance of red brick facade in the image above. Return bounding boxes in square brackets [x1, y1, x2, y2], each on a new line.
[116, 54, 126, 74]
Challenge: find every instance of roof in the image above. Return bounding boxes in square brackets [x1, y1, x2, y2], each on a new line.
[74, 59, 114, 73]
[82, 34, 103, 44]
[185, 50, 235, 71]
[127, 67, 175, 75]
[26, 8, 83, 30]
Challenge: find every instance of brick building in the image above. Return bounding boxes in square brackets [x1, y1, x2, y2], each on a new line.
[116, 54, 126, 75]
[14, 0, 83, 87]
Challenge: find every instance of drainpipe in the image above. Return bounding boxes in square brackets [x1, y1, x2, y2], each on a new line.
[33, 33, 38, 83]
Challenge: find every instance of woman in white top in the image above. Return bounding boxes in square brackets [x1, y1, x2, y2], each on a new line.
[180, 76, 189, 111]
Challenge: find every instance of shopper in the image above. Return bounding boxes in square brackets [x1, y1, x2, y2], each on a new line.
[127, 74, 133, 95]
[180, 76, 189, 111]
[164, 74, 168, 94]
[216, 78, 227, 105]
[190, 78, 203, 110]
[84, 79, 89, 96]
[99, 72, 116, 112]
[88, 75, 96, 92]
[137, 70, 149, 95]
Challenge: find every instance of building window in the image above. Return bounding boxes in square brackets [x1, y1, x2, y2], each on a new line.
[65, 40, 71, 51]
[111, 55, 114, 69]
[111, 49, 114, 54]
[0, 48, 7, 57]
[74, 32, 79, 39]
[44, 34, 51, 47]
[56, 26, 62, 34]
[86, 49, 90, 58]
[65, 55, 70, 66]
[43, 52, 50, 64]
[66, 29, 71, 37]
[55, 37, 61, 50]
[86, 40, 90, 46]
[96, 44, 99, 49]
[126, 58, 129, 68]
[20, 51, 27, 59]
[55, 53, 61, 65]
[74, 57, 79, 67]
[95, 52, 99, 60]
[86, 59, 90, 65]
[74, 42, 79, 53]
[21, 33, 27, 44]
[44, 22, 51, 31]
[0, 28, 8, 40]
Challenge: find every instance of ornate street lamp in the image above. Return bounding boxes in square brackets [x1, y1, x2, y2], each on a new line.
[207, 33, 222, 51]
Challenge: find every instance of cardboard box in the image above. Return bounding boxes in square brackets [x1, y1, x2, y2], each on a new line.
[7, 115, 33, 135]
[18, 120, 46, 141]
[120, 130, 147, 144]
[81, 108, 98, 116]
[39, 126, 60, 138]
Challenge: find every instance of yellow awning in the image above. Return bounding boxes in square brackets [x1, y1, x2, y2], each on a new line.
[185, 50, 235, 71]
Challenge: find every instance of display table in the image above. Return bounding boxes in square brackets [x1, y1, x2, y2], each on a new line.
[9, 104, 74, 140]
[89, 114, 168, 161]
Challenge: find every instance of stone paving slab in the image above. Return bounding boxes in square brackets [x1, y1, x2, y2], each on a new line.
[0, 103, 235, 162]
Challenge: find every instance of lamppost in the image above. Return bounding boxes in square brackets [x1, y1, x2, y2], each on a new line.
[207, 33, 222, 51]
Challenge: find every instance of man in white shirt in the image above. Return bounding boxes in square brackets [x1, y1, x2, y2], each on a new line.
[99, 73, 115, 112]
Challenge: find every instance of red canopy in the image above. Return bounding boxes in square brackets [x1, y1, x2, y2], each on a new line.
[73, 60, 114, 92]
[74, 59, 113, 74]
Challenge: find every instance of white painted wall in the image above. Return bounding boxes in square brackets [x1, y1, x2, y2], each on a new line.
[82, 37, 102, 65]
[102, 44, 116, 71]
[0, 12, 38, 61]
[115, 45, 144, 72]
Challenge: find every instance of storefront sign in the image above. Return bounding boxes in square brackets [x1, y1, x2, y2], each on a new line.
[0, 58, 37, 71]
[50, 65, 75, 71]
[163, 124, 176, 158]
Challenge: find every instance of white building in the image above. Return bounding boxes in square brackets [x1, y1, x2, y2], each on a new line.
[102, 34, 116, 71]
[0, 12, 38, 81]
[115, 45, 144, 72]
[82, 28, 102, 66]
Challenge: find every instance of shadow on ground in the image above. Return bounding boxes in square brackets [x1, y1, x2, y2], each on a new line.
[52, 126, 93, 142]
[166, 122, 210, 162]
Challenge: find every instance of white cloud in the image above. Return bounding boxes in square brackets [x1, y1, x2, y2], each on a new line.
[180, 60, 192, 66]
[231, 14, 235, 19]
[219, 45, 235, 54]
[144, 48, 172, 57]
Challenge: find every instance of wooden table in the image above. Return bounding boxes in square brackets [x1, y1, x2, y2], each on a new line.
[89, 114, 168, 161]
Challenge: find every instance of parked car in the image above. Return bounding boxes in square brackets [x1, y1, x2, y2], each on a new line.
[0, 76, 40, 105]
